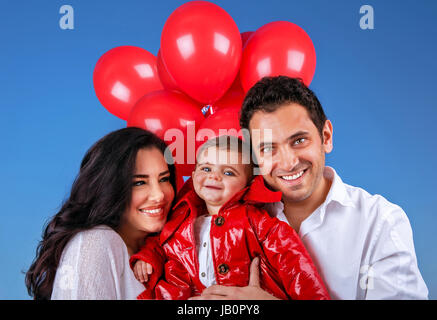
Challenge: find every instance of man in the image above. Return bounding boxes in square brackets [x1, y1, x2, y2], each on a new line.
[192, 76, 428, 299]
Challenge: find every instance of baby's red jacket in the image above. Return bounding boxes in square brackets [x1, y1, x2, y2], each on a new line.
[130, 175, 330, 300]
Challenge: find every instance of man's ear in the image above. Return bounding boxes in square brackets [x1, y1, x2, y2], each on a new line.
[322, 120, 333, 154]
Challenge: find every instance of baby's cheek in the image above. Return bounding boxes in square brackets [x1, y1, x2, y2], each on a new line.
[192, 175, 204, 192]
[234, 177, 249, 191]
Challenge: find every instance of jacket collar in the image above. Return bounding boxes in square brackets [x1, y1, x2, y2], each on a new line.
[159, 175, 282, 244]
[172, 175, 282, 213]
[225, 174, 282, 208]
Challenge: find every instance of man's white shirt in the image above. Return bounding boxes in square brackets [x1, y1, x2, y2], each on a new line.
[264, 166, 428, 300]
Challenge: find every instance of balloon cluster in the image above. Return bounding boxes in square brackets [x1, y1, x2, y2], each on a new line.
[93, 0, 316, 190]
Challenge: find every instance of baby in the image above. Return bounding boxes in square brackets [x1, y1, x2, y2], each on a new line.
[130, 136, 330, 300]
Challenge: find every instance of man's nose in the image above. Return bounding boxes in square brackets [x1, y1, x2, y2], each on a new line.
[277, 147, 299, 171]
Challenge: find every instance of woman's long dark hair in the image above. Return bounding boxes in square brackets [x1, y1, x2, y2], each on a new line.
[25, 127, 176, 300]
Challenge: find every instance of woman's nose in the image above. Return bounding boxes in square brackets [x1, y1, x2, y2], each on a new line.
[148, 182, 165, 202]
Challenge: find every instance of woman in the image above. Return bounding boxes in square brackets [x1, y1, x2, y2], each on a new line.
[25, 127, 176, 299]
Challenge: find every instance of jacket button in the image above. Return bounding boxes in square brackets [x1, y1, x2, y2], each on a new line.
[217, 263, 229, 275]
[214, 216, 225, 226]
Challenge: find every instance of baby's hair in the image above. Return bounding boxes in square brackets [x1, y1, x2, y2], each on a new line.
[196, 135, 254, 179]
[197, 135, 252, 163]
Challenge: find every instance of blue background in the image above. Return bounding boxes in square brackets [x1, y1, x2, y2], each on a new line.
[0, 0, 436, 299]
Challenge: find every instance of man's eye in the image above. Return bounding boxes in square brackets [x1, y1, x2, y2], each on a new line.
[261, 146, 273, 153]
[294, 138, 306, 145]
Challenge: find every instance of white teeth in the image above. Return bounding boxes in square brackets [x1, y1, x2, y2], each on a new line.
[281, 171, 304, 181]
[139, 208, 162, 214]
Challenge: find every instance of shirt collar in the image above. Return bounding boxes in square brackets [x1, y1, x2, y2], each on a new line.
[323, 166, 355, 209]
[265, 167, 355, 227]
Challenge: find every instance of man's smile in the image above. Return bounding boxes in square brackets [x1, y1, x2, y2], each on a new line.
[280, 170, 305, 180]
[277, 168, 309, 186]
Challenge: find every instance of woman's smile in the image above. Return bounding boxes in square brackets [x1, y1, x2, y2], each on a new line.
[138, 206, 165, 217]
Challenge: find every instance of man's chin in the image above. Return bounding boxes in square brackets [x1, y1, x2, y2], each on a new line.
[281, 188, 312, 203]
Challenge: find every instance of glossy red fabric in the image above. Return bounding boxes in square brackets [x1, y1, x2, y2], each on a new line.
[131, 175, 330, 300]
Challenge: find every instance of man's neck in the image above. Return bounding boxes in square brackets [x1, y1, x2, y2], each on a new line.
[282, 174, 332, 233]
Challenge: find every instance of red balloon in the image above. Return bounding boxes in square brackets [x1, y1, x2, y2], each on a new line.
[241, 31, 254, 48]
[93, 46, 163, 120]
[196, 105, 244, 155]
[227, 31, 253, 93]
[161, 1, 242, 104]
[240, 21, 316, 92]
[157, 49, 180, 92]
[127, 90, 205, 192]
[127, 90, 204, 140]
[211, 86, 245, 113]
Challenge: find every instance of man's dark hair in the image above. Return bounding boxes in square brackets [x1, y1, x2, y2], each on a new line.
[239, 76, 327, 138]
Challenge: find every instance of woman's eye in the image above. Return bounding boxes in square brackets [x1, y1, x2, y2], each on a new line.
[133, 181, 145, 186]
[160, 176, 170, 183]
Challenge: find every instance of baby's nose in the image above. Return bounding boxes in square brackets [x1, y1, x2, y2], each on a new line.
[209, 171, 222, 181]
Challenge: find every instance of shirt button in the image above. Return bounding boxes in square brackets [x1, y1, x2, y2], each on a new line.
[201, 272, 206, 277]
[203, 242, 207, 248]
[217, 263, 229, 275]
[214, 216, 225, 226]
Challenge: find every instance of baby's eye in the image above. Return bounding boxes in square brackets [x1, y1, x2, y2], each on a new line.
[224, 171, 235, 176]
[201, 167, 211, 172]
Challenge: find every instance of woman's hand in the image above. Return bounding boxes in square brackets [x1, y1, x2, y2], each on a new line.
[133, 260, 153, 283]
[189, 257, 280, 300]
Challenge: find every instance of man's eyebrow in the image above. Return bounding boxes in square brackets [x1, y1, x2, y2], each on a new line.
[286, 131, 309, 141]
[133, 170, 170, 178]
[257, 131, 309, 149]
[258, 141, 272, 149]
